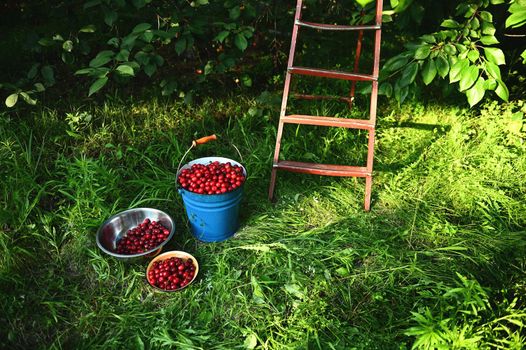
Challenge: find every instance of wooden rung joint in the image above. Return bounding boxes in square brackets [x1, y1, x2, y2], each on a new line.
[282, 114, 374, 130]
[288, 66, 377, 82]
[296, 20, 381, 31]
[274, 160, 370, 177]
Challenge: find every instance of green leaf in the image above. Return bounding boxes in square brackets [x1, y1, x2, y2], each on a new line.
[479, 11, 493, 22]
[34, 83, 45, 92]
[399, 62, 419, 87]
[444, 43, 457, 55]
[75, 68, 94, 75]
[134, 51, 150, 65]
[88, 77, 108, 96]
[435, 56, 450, 78]
[5, 93, 18, 107]
[379, 82, 393, 97]
[89, 50, 114, 68]
[152, 55, 164, 66]
[243, 333, 257, 350]
[38, 37, 54, 47]
[62, 40, 74, 52]
[485, 61, 501, 79]
[506, 9, 526, 28]
[107, 37, 120, 47]
[481, 21, 496, 35]
[175, 38, 186, 55]
[241, 74, 252, 87]
[116, 64, 134, 76]
[41, 65, 55, 86]
[395, 84, 409, 104]
[229, 6, 241, 20]
[383, 55, 409, 72]
[132, 23, 152, 34]
[466, 77, 486, 107]
[421, 59, 437, 85]
[27, 64, 40, 79]
[467, 50, 480, 62]
[420, 34, 436, 44]
[115, 49, 130, 62]
[414, 45, 431, 60]
[480, 36, 499, 45]
[495, 80, 509, 101]
[141, 31, 154, 43]
[131, 0, 146, 9]
[234, 33, 248, 51]
[484, 78, 497, 90]
[470, 17, 480, 30]
[104, 10, 118, 26]
[20, 92, 37, 105]
[459, 65, 479, 91]
[143, 64, 157, 77]
[356, 0, 375, 7]
[121, 35, 137, 50]
[490, 0, 505, 4]
[84, 0, 101, 9]
[521, 49, 526, 64]
[79, 24, 96, 33]
[441, 19, 460, 28]
[61, 52, 74, 64]
[215, 30, 230, 43]
[449, 58, 469, 83]
[484, 47, 506, 65]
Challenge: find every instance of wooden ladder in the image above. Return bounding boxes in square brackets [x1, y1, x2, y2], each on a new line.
[268, 0, 383, 211]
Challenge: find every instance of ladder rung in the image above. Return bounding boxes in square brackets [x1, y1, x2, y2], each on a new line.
[296, 20, 381, 31]
[289, 66, 377, 81]
[274, 160, 370, 177]
[293, 93, 354, 104]
[282, 114, 374, 130]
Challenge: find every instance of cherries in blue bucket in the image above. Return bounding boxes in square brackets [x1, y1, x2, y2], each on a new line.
[178, 161, 246, 195]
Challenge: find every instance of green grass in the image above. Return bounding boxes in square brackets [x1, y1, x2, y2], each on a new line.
[1, 95, 525, 349]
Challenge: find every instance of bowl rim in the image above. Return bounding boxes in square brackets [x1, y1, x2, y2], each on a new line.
[146, 250, 199, 292]
[96, 207, 175, 259]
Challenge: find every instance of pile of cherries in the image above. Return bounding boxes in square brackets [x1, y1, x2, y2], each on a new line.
[115, 218, 170, 254]
[148, 257, 196, 291]
[178, 161, 245, 195]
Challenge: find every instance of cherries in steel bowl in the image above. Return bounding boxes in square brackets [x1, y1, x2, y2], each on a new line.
[96, 208, 175, 260]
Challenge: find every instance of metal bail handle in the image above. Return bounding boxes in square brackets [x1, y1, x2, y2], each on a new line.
[176, 134, 244, 181]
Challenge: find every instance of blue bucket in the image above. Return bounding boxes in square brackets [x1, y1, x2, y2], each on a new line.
[177, 157, 246, 242]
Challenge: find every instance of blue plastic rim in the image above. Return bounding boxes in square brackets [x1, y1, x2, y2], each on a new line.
[177, 157, 246, 242]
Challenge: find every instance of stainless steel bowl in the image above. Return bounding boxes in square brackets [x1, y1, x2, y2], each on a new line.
[96, 208, 175, 259]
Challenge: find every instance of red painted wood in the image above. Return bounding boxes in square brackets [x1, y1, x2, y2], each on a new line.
[282, 114, 374, 130]
[288, 66, 376, 81]
[296, 20, 380, 31]
[274, 161, 370, 177]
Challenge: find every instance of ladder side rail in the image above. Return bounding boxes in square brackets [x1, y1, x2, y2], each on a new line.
[269, 0, 303, 200]
[364, 0, 384, 211]
[348, 10, 366, 109]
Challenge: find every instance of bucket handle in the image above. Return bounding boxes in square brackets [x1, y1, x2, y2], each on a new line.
[176, 134, 244, 179]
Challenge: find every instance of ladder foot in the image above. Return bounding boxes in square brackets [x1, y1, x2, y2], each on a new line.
[268, 168, 278, 202]
[364, 176, 372, 211]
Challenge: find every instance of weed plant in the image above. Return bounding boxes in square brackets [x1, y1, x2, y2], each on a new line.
[0, 95, 525, 349]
